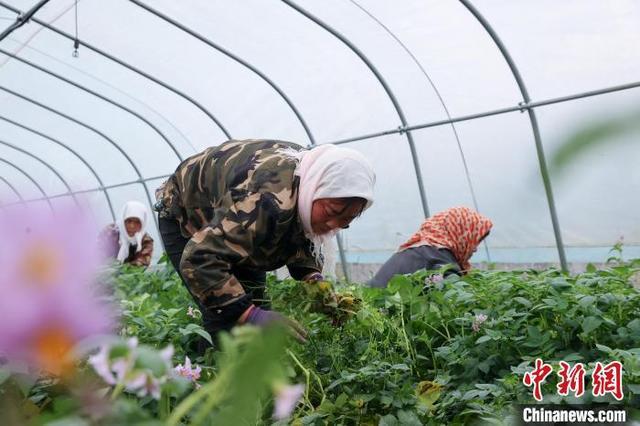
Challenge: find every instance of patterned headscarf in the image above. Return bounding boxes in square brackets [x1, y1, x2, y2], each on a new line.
[399, 207, 493, 272]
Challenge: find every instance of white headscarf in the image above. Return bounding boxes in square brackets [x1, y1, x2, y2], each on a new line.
[283, 144, 375, 261]
[117, 201, 148, 263]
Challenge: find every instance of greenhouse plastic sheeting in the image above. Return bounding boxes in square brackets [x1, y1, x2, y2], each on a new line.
[0, 0, 639, 265]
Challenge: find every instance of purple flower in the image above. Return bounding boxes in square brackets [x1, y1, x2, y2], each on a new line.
[0, 206, 114, 375]
[472, 313, 488, 333]
[89, 338, 174, 400]
[425, 274, 444, 286]
[273, 383, 304, 420]
[174, 356, 202, 382]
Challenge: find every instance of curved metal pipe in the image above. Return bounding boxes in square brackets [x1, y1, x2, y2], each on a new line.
[0, 156, 53, 209]
[12, 40, 198, 153]
[282, 0, 430, 217]
[0, 114, 117, 221]
[459, 0, 567, 271]
[0, 0, 49, 41]
[349, 0, 491, 262]
[129, 0, 316, 146]
[0, 48, 183, 162]
[0, 138, 78, 206]
[0, 174, 24, 204]
[0, 1, 232, 141]
[0, 84, 159, 229]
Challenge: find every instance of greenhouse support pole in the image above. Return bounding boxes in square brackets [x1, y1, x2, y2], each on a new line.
[0, 138, 79, 206]
[329, 80, 640, 145]
[0, 49, 184, 162]
[459, 0, 567, 272]
[282, 0, 430, 219]
[336, 233, 350, 282]
[0, 1, 232, 140]
[0, 85, 159, 229]
[0, 0, 49, 41]
[0, 175, 24, 203]
[0, 157, 53, 210]
[2, 174, 172, 208]
[0, 114, 117, 221]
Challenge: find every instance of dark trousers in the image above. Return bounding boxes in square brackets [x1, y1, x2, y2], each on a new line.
[158, 217, 268, 335]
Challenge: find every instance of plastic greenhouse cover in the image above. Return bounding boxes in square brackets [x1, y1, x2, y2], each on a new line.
[0, 0, 639, 265]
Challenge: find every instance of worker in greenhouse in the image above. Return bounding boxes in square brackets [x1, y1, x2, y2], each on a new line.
[155, 139, 375, 342]
[98, 200, 154, 268]
[368, 207, 492, 287]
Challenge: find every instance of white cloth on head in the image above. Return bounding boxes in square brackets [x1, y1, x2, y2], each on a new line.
[117, 201, 149, 263]
[286, 144, 376, 263]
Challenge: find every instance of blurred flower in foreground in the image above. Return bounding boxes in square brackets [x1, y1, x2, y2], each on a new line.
[0, 206, 114, 375]
[273, 383, 304, 420]
[174, 356, 201, 383]
[89, 337, 174, 400]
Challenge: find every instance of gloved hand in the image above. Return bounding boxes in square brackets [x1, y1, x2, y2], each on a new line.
[244, 305, 308, 343]
[303, 272, 324, 282]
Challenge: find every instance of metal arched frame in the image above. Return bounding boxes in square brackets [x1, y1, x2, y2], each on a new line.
[0, 114, 117, 221]
[0, 1, 232, 140]
[347, 0, 492, 263]
[0, 48, 184, 162]
[0, 0, 49, 41]
[283, 0, 430, 219]
[0, 156, 53, 209]
[458, 0, 566, 271]
[0, 138, 78, 206]
[282, 0, 435, 280]
[129, 0, 317, 146]
[0, 85, 159, 228]
[0, 173, 24, 204]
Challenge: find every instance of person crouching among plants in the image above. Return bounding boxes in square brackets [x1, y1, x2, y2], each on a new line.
[368, 206, 492, 287]
[98, 200, 154, 268]
[155, 139, 375, 343]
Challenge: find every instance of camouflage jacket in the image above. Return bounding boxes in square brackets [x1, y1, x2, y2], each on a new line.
[156, 139, 322, 317]
[98, 224, 154, 267]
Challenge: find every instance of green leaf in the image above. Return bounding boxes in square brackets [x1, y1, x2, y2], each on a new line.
[513, 297, 532, 308]
[476, 335, 492, 344]
[627, 384, 640, 394]
[379, 414, 399, 426]
[550, 110, 640, 174]
[582, 316, 603, 334]
[397, 410, 422, 426]
[578, 295, 596, 309]
[134, 347, 169, 377]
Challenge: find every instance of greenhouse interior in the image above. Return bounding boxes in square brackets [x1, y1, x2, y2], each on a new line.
[0, 1, 639, 425]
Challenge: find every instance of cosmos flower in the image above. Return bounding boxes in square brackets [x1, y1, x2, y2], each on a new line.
[0, 206, 114, 375]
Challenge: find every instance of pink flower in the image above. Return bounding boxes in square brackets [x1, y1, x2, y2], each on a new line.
[186, 306, 199, 318]
[89, 338, 174, 400]
[273, 384, 304, 420]
[425, 274, 444, 285]
[0, 206, 114, 375]
[173, 356, 202, 382]
[472, 313, 488, 333]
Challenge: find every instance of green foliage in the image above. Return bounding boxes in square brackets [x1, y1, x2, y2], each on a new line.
[3, 259, 640, 424]
[550, 109, 640, 174]
[269, 263, 640, 424]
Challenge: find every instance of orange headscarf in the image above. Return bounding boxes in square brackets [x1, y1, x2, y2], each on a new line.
[399, 207, 493, 272]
